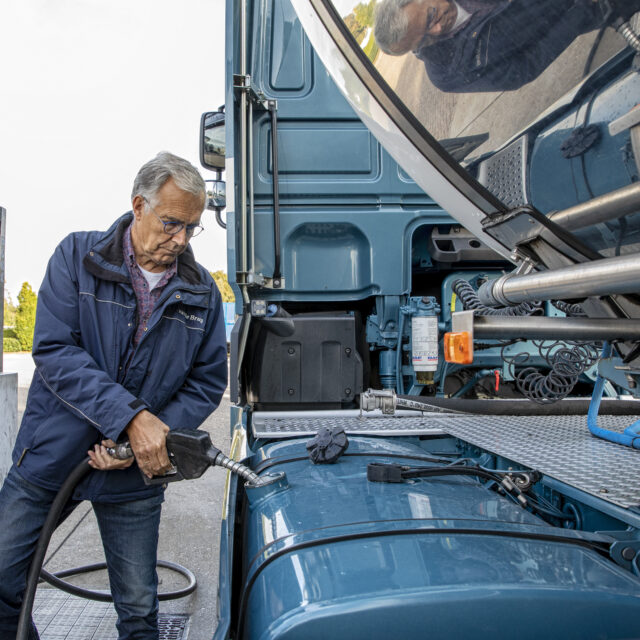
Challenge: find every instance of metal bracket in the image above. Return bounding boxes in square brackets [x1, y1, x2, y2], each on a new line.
[598, 529, 640, 572]
[482, 205, 601, 267]
[246, 272, 267, 287]
[263, 276, 285, 289]
[233, 74, 270, 109]
[238, 272, 284, 289]
[599, 357, 640, 393]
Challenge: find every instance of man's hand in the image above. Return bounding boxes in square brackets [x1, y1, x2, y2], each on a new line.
[125, 410, 172, 478]
[88, 439, 135, 471]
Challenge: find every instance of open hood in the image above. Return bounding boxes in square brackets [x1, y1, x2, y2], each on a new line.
[289, 0, 640, 284]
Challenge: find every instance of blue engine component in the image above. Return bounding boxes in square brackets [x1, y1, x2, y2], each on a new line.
[368, 296, 441, 394]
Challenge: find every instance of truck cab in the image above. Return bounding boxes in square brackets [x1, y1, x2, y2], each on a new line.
[202, 1, 640, 637]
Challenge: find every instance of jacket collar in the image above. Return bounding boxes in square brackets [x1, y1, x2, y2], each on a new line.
[83, 212, 205, 287]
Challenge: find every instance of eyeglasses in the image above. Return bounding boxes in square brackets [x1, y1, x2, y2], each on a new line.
[143, 198, 205, 238]
[413, 7, 444, 52]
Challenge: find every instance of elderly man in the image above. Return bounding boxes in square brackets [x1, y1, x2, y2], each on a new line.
[374, 0, 638, 92]
[0, 152, 227, 639]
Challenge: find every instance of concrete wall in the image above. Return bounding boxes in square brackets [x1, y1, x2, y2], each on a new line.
[0, 372, 18, 486]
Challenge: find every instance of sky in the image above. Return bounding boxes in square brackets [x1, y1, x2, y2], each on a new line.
[0, 0, 226, 301]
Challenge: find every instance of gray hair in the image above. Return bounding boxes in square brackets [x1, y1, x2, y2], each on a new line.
[131, 151, 206, 206]
[374, 0, 414, 55]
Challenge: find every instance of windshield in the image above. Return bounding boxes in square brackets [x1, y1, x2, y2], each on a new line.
[331, 0, 635, 205]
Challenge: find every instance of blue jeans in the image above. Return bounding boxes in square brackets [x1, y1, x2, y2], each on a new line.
[0, 466, 163, 640]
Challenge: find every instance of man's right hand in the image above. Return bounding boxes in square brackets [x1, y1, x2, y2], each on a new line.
[125, 410, 172, 478]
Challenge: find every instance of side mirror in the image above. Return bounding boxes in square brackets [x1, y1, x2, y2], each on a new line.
[200, 110, 225, 171]
[206, 179, 226, 210]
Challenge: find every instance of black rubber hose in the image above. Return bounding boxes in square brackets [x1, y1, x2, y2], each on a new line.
[269, 101, 282, 286]
[17, 458, 197, 640]
[396, 395, 640, 416]
[17, 459, 92, 639]
[39, 559, 196, 602]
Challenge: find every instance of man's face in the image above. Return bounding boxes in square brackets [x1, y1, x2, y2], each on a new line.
[131, 177, 204, 271]
[394, 0, 457, 53]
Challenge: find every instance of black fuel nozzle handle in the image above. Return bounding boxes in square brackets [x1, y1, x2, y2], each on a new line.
[108, 428, 263, 486]
[165, 429, 222, 479]
[140, 429, 222, 485]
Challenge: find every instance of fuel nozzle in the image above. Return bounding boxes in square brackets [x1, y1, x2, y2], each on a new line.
[108, 429, 287, 495]
[164, 429, 289, 501]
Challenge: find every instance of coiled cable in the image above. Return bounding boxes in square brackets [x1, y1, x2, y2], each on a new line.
[510, 341, 600, 404]
[452, 279, 542, 316]
[550, 300, 586, 317]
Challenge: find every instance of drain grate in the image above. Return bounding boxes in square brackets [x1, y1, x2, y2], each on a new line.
[159, 614, 190, 640]
[33, 589, 189, 639]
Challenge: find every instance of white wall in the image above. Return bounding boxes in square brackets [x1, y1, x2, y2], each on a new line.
[0, 373, 18, 486]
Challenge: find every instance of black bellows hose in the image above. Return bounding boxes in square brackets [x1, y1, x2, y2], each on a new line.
[17, 458, 196, 640]
[269, 100, 282, 287]
[396, 395, 640, 416]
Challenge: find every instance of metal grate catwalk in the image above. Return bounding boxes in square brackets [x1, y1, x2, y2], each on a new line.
[252, 413, 447, 437]
[253, 412, 640, 509]
[33, 590, 189, 639]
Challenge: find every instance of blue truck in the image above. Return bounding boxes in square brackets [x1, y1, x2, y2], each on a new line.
[200, 1, 640, 637]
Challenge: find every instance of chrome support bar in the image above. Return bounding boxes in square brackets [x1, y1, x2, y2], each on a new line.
[478, 253, 640, 307]
[474, 316, 640, 341]
[549, 183, 640, 231]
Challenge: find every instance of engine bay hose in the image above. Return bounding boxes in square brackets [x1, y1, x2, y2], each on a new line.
[587, 342, 640, 449]
[396, 395, 640, 416]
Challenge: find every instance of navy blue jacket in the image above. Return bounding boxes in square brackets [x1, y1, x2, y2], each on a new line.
[12, 213, 228, 502]
[417, 0, 612, 92]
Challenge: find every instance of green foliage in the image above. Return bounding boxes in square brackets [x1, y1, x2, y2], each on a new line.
[15, 282, 37, 352]
[345, 1, 378, 60]
[210, 270, 235, 303]
[344, 13, 367, 43]
[363, 36, 379, 62]
[3, 328, 16, 339]
[353, 0, 375, 29]
[3, 337, 21, 352]
[4, 294, 16, 327]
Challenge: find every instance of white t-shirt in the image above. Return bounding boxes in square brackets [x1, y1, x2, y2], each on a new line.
[452, 2, 472, 31]
[138, 264, 165, 291]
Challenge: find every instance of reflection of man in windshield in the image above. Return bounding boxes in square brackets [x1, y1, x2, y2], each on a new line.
[374, 0, 638, 92]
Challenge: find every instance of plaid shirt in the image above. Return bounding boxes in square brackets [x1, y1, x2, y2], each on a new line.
[123, 223, 177, 346]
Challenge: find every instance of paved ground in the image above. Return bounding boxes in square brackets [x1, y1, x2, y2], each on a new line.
[374, 27, 627, 156]
[4, 352, 230, 640]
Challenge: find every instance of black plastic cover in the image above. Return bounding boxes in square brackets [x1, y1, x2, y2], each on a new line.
[248, 312, 364, 406]
[306, 426, 349, 464]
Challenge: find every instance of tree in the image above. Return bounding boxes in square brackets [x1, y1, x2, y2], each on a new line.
[353, 0, 375, 29]
[211, 270, 235, 303]
[15, 282, 37, 352]
[4, 292, 16, 327]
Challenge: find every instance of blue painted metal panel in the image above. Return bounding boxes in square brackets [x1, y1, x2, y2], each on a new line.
[249, 208, 451, 300]
[263, 121, 375, 176]
[247, 0, 436, 206]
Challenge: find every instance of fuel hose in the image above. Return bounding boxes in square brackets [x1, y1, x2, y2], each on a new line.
[16, 457, 197, 640]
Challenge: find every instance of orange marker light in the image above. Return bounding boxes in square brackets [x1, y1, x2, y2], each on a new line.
[444, 331, 473, 364]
